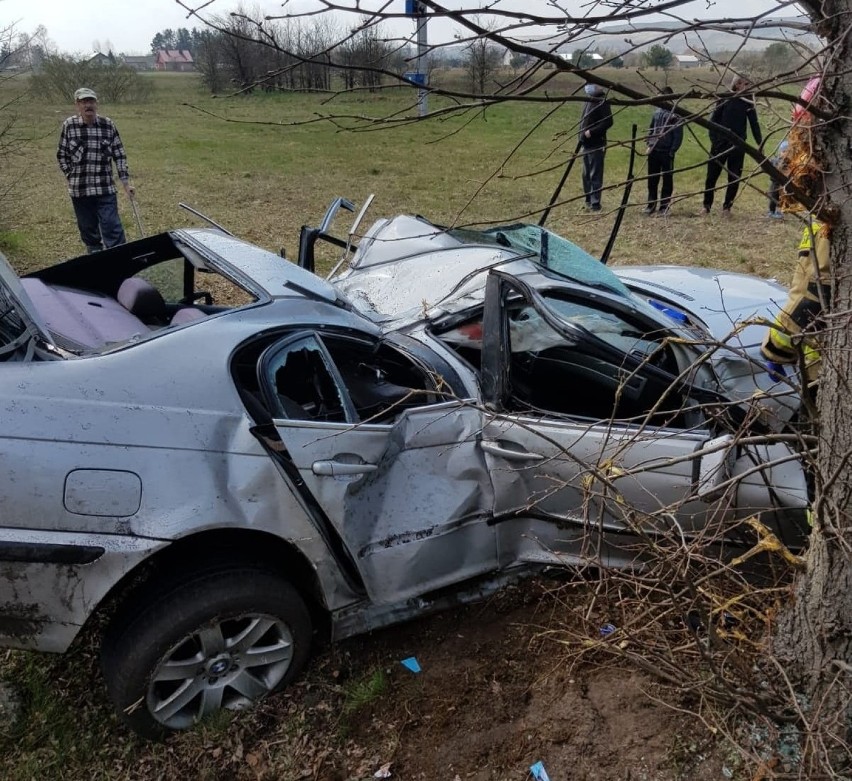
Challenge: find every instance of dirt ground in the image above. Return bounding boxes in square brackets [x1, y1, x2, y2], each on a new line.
[237, 581, 735, 781]
[0, 577, 763, 781]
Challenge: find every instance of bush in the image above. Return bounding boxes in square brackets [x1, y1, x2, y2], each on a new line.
[30, 55, 152, 103]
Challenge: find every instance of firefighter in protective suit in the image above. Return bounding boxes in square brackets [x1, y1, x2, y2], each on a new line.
[760, 75, 829, 392]
[760, 221, 829, 389]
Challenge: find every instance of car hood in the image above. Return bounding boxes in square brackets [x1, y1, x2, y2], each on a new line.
[330, 212, 797, 424]
[615, 265, 798, 423]
[614, 265, 787, 349]
[0, 251, 56, 350]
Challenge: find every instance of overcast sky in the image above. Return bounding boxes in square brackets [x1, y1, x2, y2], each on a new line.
[3, 0, 232, 53]
[3, 0, 802, 55]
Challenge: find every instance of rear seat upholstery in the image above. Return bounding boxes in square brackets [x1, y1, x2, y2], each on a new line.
[21, 278, 151, 349]
[170, 307, 207, 325]
[20, 276, 208, 350]
[117, 278, 208, 326]
[116, 277, 168, 324]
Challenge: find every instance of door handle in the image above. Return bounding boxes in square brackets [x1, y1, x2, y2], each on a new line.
[312, 460, 379, 477]
[480, 440, 544, 462]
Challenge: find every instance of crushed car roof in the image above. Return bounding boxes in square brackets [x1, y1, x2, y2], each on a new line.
[332, 215, 633, 324]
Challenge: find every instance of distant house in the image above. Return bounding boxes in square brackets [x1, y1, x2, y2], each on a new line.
[154, 50, 195, 72]
[547, 50, 607, 68]
[675, 54, 701, 68]
[545, 52, 571, 67]
[123, 55, 155, 72]
[555, 50, 604, 64]
[88, 52, 113, 67]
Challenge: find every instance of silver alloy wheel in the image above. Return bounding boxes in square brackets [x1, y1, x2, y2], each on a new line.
[146, 613, 295, 730]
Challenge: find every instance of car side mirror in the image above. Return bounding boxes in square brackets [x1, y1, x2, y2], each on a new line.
[696, 434, 736, 502]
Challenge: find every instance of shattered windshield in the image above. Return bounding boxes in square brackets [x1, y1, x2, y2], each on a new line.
[448, 223, 631, 299]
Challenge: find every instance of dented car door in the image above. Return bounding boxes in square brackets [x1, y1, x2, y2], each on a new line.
[259, 332, 497, 605]
[476, 272, 809, 568]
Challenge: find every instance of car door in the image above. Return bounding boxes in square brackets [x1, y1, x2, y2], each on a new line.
[259, 331, 497, 605]
[475, 272, 809, 568]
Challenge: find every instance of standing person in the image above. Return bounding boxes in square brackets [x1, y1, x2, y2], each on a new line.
[644, 86, 683, 217]
[578, 82, 613, 213]
[760, 85, 827, 395]
[57, 87, 135, 254]
[700, 75, 762, 216]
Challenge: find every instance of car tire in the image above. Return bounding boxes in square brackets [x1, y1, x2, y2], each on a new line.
[101, 565, 312, 739]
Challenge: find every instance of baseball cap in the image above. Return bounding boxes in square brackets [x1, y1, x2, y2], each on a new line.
[74, 87, 98, 101]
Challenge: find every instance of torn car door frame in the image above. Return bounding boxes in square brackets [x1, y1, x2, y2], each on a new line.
[476, 270, 809, 563]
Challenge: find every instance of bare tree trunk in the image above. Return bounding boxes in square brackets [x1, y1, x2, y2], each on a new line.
[773, 15, 852, 765]
[774, 499, 852, 768]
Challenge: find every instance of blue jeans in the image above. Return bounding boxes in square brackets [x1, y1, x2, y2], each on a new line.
[581, 147, 606, 208]
[71, 193, 127, 253]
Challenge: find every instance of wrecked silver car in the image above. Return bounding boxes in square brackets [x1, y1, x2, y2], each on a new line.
[0, 200, 807, 737]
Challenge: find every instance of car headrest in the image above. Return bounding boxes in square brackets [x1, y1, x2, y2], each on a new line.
[170, 307, 207, 325]
[117, 277, 166, 321]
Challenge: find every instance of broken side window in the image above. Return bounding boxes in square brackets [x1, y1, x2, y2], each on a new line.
[437, 300, 687, 426]
[322, 337, 436, 424]
[257, 333, 438, 425]
[261, 335, 351, 423]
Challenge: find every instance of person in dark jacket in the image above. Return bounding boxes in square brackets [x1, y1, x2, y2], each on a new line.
[578, 83, 613, 212]
[644, 86, 683, 216]
[701, 75, 762, 216]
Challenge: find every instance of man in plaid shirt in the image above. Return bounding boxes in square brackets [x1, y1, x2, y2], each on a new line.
[57, 87, 136, 253]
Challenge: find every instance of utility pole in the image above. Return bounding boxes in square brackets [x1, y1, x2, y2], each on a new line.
[404, 0, 428, 116]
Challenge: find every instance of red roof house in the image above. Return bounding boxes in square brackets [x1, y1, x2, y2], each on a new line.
[154, 50, 195, 72]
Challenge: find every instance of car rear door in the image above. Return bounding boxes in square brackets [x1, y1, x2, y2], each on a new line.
[259, 331, 497, 605]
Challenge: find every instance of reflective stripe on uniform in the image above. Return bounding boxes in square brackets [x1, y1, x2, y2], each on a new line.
[761, 221, 829, 372]
[797, 221, 823, 252]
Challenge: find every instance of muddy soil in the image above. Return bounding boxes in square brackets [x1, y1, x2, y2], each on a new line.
[273, 582, 730, 781]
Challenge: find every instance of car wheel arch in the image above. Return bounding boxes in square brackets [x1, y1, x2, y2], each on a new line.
[86, 528, 331, 651]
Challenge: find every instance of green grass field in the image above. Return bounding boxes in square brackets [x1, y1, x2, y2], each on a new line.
[2, 68, 800, 282]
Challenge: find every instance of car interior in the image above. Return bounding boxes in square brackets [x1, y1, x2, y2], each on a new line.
[233, 332, 444, 426]
[18, 276, 212, 351]
[17, 233, 254, 354]
[436, 302, 690, 428]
